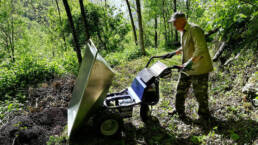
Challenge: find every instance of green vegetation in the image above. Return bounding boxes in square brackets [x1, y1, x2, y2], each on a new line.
[0, 0, 257, 144]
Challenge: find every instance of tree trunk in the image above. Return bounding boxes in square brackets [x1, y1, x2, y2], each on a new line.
[169, 19, 173, 45]
[10, 0, 15, 62]
[126, 0, 138, 45]
[186, 0, 190, 18]
[79, 0, 90, 41]
[173, 0, 178, 42]
[97, 31, 107, 50]
[158, 16, 162, 45]
[205, 27, 220, 38]
[55, 0, 67, 50]
[135, 0, 145, 55]
[166, 4, 171, 43]
[154, 15, 158, 48]
[3, 27, 11, 59]
[62, 0, 82, 65]
[162, 0, 168, 45]
[11, 17, 15, 62]
[213, 41, 226, 62]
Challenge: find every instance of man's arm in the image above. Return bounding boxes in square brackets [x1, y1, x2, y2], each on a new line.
[161, 47, 182, 59]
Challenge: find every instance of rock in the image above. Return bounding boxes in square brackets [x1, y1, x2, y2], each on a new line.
[242, 73, 257, 95]
[242, 73, 258, 107]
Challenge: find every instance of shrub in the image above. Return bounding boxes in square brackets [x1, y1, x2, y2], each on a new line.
[57, 51, 79, 76]
[0, 56, 64, 101]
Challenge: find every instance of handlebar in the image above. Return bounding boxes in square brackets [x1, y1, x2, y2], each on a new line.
[145, 52, 177, 67]
[167, 65, 182, 70]
[145, 52, 187, 78]
[145, 56, 164, 68]
[169, 65, 190, 77]
[156, 65, 182, 79]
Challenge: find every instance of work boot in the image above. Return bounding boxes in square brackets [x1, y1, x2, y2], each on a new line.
[168, 110, 192, 124]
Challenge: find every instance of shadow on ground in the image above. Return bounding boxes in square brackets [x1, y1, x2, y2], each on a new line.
[69, 115, 258, 145]
[201, 116, 258, 145]
[69, 116, 191, 145]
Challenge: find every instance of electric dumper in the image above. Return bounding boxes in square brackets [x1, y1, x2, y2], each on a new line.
[68, 40, 179, 137]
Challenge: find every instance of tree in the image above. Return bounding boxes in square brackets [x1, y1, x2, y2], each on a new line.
[79, 0, 90, 41]
[62, 0, 82, 64]
[162, 0, 168, 46]
[154, 15, 158, 48]
[54, 0, 67, 50]
[125, 0, 138, 46]
[61, 3, 129, 52]
[143, 0, 161, 48]
[10, 0, 15, 62]
[186, 0, 190, 18]
[104, 0, 107, 8]
[173, 0, 178, 42]
[0, 0, 16, 62]
[135, 0, 146, 55]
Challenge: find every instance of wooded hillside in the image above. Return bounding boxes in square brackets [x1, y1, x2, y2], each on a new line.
[0, 0, 257, 144]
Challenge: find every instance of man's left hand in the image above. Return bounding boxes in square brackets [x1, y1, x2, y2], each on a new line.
[183, 60, 193, 71]
[178, 60, 193, 71]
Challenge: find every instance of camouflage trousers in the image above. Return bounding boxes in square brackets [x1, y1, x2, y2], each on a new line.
[175, 73, 211, 119]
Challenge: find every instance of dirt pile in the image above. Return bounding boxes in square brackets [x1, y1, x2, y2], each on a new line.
[0, 75, 75, 145]
[27, 75, 75, 109]
[0, 108, 66, 145]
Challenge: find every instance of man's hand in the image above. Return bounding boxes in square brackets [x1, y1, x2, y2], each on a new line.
[182, 60, 193, 71]
[176, 59, 194, 71]
[175, 49, 182, 55]
[161, 47, 182, 59]
[180, 56, 203, 71]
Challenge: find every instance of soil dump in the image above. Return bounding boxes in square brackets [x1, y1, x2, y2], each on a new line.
[0, 108, 66, 145]
[0, 75, 75, 145]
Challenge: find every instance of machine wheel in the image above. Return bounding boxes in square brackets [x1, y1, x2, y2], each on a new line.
[95, 111, 122, 136]
[140, 104, 151, 122]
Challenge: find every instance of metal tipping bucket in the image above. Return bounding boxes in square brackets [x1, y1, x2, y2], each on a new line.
[68, 40, 115, 137]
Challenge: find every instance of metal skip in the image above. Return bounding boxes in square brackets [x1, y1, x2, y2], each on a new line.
[68, 40, 115, 137]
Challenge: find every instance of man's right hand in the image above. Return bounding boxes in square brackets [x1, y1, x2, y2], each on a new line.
[161, 47, 182, 59]
[175, 49, 182, 55]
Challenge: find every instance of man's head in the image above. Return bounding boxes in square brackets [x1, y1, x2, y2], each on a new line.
[168, 12, 187, 32]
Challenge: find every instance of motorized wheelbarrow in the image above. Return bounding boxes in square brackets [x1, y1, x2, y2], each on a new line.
[68, 40, 180, 138]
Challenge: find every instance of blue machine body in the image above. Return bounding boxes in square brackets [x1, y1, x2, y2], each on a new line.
[130, 76, 147, 100]
[104, 61, 167, 111]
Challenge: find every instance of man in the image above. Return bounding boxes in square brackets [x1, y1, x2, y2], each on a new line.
[164, 12, 214, 124]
